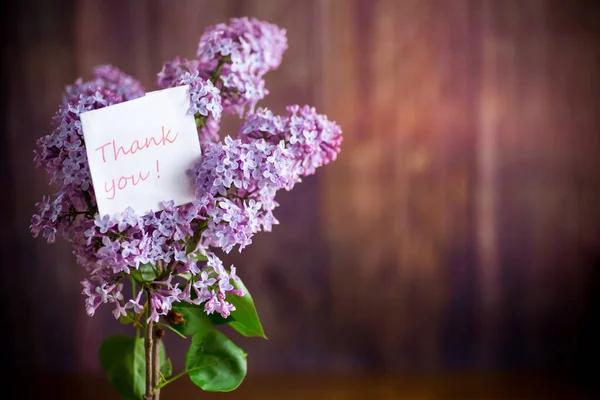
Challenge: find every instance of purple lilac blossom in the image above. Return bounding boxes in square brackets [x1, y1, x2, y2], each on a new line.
[74, 201, 242, 321]
[178, 253, 241, 317]
[30, 192, 78, 243]
[179, 72, 222, 121]
[65, 65, 145, 103]
[165, 70, 223, 146]
[239, 105, 343, 184]
[196, 17, 287, 116]
[34, 86, 126, 192]
[187, 136, 294, 251]
[190, 136, 293, 199]
[156, 57, 200, 89]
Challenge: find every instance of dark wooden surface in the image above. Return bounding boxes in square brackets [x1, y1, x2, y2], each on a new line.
[22, 373, 595, 400]
[3, 0, 600, 384]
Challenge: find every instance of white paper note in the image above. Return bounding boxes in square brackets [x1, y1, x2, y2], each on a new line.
[80, 85, 201, 219]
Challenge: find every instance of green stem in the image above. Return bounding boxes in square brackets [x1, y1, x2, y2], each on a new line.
[156, 322, 187, 339]
[57, 209, 93, 222]
[195, 114, 208, 129]
[120, 314, 144, 329]
[156, 369, 189, 389]
[158, 371, 167, 387]
[193, 55, 230, 131]
[210, 55, 229, 85]
[135, 303, 147, 328]
[131, 277, 141, 338]
[156, 364, 215, 390]
[82, 190, 97, 214]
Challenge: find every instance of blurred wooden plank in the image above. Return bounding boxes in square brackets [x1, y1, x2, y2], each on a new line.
[476, 0, 600, 369]
[475, 0, 509, 366]
[5, 0, 81, 372]
[152, 0, 232, 66]
[319, 0, 477, 369]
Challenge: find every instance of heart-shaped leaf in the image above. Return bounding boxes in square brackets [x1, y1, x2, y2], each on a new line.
[186, 329, 247, 392]
[100, 335, 170, 399]
[99, 335, 145, 400]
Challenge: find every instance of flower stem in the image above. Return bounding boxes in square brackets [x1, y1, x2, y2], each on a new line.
[152, 326, 164, 399]
[157, 322, 187, 339]
[81, 189, 97, 215]
[144, 293, 154, 399]
[210, 55, 230, 85]
[157, 369, 189, 389]
[156, 364, 216, 390]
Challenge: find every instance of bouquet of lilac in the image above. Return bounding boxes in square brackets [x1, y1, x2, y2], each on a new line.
[30, 17, 341, 400]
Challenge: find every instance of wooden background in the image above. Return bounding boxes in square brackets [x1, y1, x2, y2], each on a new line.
[3, 0, 600, 385]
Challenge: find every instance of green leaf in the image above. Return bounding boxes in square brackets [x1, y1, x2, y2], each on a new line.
[191, 252, 208, 262]
[161, 357, 172, 378]
[119, 312, 135, 325]
[208, 311, 234, 326]
[186, 329, 247, 392]
[170, 278, 265, 337]
[227, 279, 267, 339]
[159, 342, 171, 378]
[185, 229, 203, 254]
[130, 263, 157, 283]
[170, 302, 214, 335]
[99, 335, 145, 400]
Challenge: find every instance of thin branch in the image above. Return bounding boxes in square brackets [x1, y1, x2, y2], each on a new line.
[144, 293, 154, 399]
[152, 327, 164, 399]
[156, 363, 217, 390]
[156, 322, 187, 339]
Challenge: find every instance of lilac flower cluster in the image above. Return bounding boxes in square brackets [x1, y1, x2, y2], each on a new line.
[34, 87, 124, 193]
[156, 57, 200, 90]
[65, 64, 145, 103]
[183, 106, 342, 256]
[30, 192, 79, 243]
[188, 136, 294, 252]
[31, 18, 342, 324]
[158, 17, 287, 121]
[74, 201, 240, 319]
[179, 72, 222, 121]
[197, 17, 287, 116]
[240, 105, 343, 182]
[31, 71, 139, 248]
[157, 62, 222, 146]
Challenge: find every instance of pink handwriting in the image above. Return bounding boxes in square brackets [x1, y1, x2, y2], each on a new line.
[95, 126, 179, 163]
[104, 170, 151, 200]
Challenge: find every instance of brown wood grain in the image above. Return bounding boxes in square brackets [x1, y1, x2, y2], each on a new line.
[4, 0, 600, 376]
